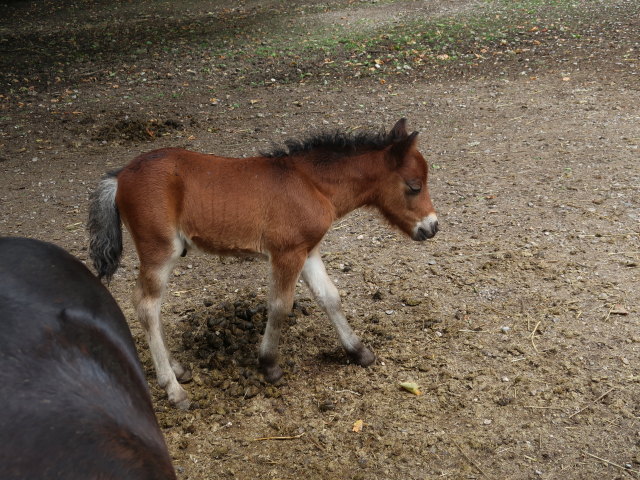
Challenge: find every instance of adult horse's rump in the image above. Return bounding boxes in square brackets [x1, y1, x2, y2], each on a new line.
[0, 237, 176, 480]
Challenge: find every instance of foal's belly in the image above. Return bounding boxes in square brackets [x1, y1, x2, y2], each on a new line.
[186, 233, 267, 258]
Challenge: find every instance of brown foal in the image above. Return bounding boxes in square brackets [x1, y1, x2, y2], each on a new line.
[88, 118, 438, 408]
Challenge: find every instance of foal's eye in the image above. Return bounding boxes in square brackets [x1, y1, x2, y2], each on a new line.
[405, 180, 422, 195]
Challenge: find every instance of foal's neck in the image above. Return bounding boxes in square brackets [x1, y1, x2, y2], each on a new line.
[297, 150, 387, 219]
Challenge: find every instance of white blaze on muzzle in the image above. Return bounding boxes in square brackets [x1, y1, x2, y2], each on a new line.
[413, 213, 439, 240]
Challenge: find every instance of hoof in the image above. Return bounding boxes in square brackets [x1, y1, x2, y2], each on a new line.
[347, 344, 376, 367]
[259, 361, 284, 384]
[171, 360, 192, 384]
[174, 397, 191, 411]
[176, 368, 193, 384]
[168, 385, 190, 410]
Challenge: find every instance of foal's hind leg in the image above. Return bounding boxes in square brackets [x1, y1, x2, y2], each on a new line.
[259, 252, 306, 383]
[301, 248, 375, 366]
[134, 238, 189, 409]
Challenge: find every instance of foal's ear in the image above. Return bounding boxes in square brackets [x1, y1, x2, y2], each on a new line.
[389, 131, 419, 165]
[390, 118, 409, 140]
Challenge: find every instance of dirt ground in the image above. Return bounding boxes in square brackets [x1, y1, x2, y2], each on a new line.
[1, 1, 639, 479]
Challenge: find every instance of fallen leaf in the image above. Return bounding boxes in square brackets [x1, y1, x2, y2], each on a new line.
[352, 419, 364, 432]
[65, 222, 82, 231]
[399, 382, 422, 395]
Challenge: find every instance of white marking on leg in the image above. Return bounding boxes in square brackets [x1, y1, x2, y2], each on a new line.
[136, 295, 188, 408]
[259, 297, 285, 362]
[302, 249, 362, 353]
[134, 235, 189, 408]
[138, 297, 172, 385]
[259, 254, 304, 381]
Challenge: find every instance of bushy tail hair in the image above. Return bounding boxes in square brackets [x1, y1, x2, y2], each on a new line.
[87, 171, 122, 281]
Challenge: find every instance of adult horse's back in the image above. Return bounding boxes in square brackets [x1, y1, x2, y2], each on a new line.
[0, 237, 176, 480]
[88, 118, 438, 408]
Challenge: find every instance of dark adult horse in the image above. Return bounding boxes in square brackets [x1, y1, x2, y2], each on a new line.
[0, 237, 176, 480]
[88, 118, 438, 409]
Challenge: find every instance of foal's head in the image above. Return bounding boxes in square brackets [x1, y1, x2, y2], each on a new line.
[375, 119, 438, 241]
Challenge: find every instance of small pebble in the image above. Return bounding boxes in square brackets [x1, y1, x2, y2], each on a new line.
[403, 297, 421, 306]
[483, 419, 492, 425]
[385, 310, 394, 315]
[502, 376, 509, 382]
[501, 326, 511, 333]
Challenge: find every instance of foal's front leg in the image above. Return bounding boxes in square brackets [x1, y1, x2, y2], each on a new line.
[301, 248, 375, 367]
[258, 252, 306, 383]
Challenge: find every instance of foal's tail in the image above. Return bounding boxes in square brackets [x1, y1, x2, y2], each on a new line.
[87, 171, 123, 281]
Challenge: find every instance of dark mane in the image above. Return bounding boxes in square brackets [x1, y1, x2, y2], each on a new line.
[263, 127, 405, 159]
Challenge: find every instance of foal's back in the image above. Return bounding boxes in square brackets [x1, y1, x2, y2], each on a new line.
[0, 237, 176, 480]
[115, 147, 333, 255]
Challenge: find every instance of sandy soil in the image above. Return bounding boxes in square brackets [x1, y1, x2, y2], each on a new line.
[1, 1, 639, 479]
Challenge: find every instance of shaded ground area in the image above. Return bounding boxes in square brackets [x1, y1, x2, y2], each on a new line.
[1, 1, 639, 479]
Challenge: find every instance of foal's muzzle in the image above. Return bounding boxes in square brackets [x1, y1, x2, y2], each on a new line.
[412, 214, 439, 241]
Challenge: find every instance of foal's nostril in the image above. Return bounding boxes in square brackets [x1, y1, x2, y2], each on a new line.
[414, 219, 438, 241]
